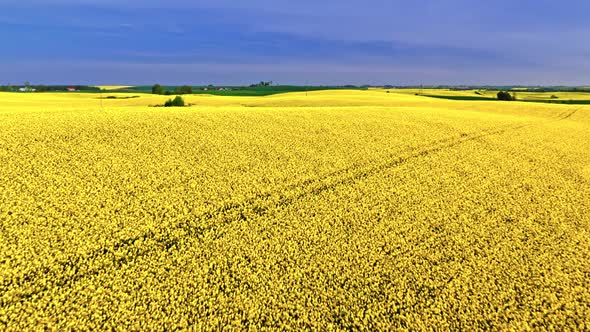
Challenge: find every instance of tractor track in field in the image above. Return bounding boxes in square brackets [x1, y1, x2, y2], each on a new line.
[559, 108, 578, 120]
[2, 109, 575, 305]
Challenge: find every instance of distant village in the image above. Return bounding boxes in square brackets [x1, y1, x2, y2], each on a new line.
[0, 84, 91, 92]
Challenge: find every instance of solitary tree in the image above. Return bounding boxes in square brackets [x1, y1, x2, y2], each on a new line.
[152, 84, 165, 95]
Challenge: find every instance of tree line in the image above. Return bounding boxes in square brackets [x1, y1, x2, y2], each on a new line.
[151, 84, 193, 95]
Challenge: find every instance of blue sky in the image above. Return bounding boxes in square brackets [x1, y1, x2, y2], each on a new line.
[1, 0, 589, 85]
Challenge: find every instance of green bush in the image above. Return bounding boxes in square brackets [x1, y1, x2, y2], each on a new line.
[164, 96, 185, 107]
[497, 91, 515, 101]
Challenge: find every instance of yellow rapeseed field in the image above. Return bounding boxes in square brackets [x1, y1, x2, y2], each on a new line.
[1, 90, 589, 330]
[94, 86, 135, 90]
